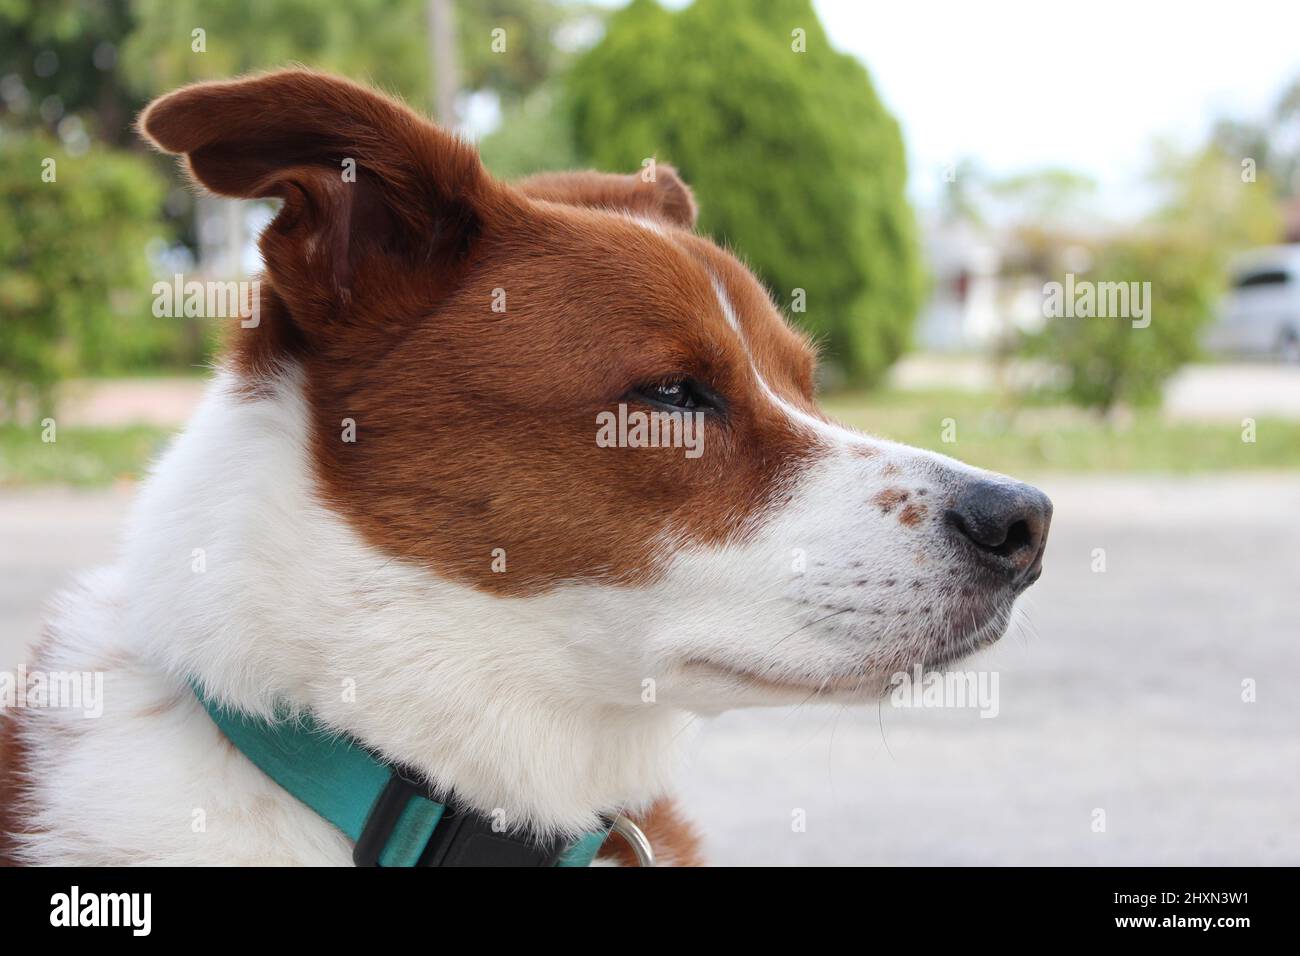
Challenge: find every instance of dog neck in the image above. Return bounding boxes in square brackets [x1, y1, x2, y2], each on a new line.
[119, 366, 687, 836]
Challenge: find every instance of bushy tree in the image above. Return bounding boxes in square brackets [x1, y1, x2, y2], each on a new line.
[1024, 235, 1218, 413]
[0, 132, 172, 418]
[1023, 144, 1281, 414]
[478, 85, 582, 179]
[458, 0, 592, 106]
[119, 0, 581, 118]
[119, 0, 425, 102]
[566, 0, 922, 385]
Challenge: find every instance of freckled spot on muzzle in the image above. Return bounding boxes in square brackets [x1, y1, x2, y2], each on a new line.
[873, 488, 909, 514]
[899, 502, 927, 527]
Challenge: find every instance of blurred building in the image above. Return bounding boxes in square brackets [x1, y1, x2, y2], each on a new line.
[915, 218, 1006, 351]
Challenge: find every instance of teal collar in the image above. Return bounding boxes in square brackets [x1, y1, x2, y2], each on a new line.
[190, 680, 609, 866]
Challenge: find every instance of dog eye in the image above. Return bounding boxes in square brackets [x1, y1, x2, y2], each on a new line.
[630, 378, 717, 412]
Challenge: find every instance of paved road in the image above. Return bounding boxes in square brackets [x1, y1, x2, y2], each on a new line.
[0, 486, 135, 673]
[889, 357, 1300, 421]
[3, 476, 1298, 864]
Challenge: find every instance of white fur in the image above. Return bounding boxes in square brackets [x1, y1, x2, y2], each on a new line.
[15, 341, 1008, 864]
[648, 280, 1006, 706]
[16, 369, 689, 863]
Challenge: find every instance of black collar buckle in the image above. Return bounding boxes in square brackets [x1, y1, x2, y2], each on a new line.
[353, 767, 568, 867]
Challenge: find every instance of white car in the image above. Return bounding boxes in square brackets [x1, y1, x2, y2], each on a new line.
[1205, 244, 1300, 361]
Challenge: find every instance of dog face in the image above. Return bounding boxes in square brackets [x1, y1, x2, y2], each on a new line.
[141, 70, 1050, 715]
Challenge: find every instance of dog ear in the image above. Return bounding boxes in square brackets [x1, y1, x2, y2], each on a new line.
[139, 69, 497, 331]
[514, 166, 697, 229]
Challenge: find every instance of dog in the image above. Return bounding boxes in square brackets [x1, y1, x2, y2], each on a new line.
[0, 69, 1051, 866]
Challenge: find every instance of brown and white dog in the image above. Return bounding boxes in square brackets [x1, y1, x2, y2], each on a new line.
[0, 70, 1050, 866]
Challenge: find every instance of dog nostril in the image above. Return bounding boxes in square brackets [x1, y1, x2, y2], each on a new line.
[990, 519, 1031, 558]
[947, 479, 1052, 571]
[948, 512, 1024, 555]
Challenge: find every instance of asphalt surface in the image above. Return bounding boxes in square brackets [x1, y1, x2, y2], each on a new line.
[2, 476, 1298, 864]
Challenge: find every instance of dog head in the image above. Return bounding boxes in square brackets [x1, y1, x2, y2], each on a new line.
[140, 70, 1051, 716]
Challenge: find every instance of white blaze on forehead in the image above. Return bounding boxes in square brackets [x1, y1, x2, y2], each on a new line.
[617, 221, 931, 467]
[709, 276, 876, 451]
[616, 209, 857, 452]
[710, 275, 992, 484]
[712, 276, 743, 336]
[619, 211, 669, 237]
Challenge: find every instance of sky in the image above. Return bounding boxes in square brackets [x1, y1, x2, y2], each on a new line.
[812, 0, 1300, 218]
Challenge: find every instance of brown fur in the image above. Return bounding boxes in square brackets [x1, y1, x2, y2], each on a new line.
[899, 502, 928, 526]
[515, 167, 698, 229]
[0, 712, 29, 866]
[0, 625, 58, 867]
[139, 69, 826, 596]
[873, 488, 910, 514]
[597, 798, 706, 867]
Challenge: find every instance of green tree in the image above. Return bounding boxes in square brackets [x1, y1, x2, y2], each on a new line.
[0, 131, 172, 418]
[1023, 145, 1281, 414]
[0, 0, 140, 145]
[117, 0, 582, 116]
[986, 167, 1098, 228]
[477, 84, 581, 179]
[1210, 74, 1300, 201]
[1025, 235, 1219, 413]
[566, 0, 922, 386]
[118, 0, 431, 109]
[458, 0, 593, 106]
[1151, 142, 1283, 250]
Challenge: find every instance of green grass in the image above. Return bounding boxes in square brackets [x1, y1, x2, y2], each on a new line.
[0, 423, 174, 487]
[1, 389, 1297, 486]
[821, 389, 1300, 474]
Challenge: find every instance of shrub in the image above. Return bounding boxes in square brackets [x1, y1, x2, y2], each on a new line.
[1020, 144, 1281, 414]
[478, 85, 583, 180]
[1023, 235, 1219, 413]
[566, 0, 923, 385]
[0, 131, 172, 418]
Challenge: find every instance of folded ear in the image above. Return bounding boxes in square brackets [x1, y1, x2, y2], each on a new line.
[514, 166, 697, 229]
[139, 69, 496, 328]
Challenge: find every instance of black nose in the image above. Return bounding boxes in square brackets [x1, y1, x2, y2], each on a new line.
[946, 479, 1052, 578]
